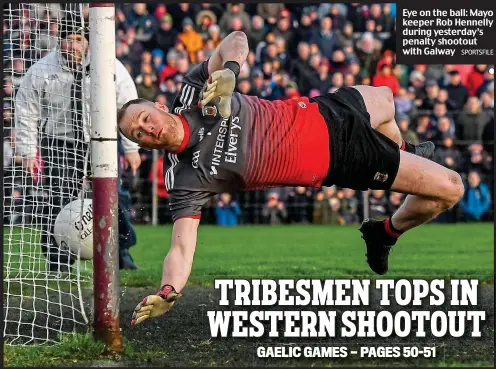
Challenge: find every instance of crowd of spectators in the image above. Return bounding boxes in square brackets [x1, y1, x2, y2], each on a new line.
[3, 3, 494, 226]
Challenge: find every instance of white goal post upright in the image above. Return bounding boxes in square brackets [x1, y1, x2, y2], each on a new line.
[88, 4, 122, 351]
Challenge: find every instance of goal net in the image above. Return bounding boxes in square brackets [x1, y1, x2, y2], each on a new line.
[3, 3, 94, 345]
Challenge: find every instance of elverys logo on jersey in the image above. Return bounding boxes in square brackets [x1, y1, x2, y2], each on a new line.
[210, 116, 241, 176]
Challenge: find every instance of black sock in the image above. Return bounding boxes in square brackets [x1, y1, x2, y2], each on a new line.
[401, 139, 415, 154]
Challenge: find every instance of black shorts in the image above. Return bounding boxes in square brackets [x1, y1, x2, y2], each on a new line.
[310, 87, 400, 191]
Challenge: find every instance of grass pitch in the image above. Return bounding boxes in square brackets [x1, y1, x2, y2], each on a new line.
[120, 223, 494, 287]
[4, 223, 495, 367]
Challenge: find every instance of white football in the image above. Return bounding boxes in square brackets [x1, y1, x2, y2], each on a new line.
[53, 199, 94, 260]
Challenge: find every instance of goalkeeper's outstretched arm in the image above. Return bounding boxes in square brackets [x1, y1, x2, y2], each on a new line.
[206, 30, 249, 75]
[131, 218, 200, 325]
[199, 31, 249, 118]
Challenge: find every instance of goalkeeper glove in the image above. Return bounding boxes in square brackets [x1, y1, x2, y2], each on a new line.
[131, 284, 182, 326]
[199, 61, 239, 119]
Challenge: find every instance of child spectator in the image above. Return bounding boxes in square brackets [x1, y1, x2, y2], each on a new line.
[460, 171, 491, 221]
[372, 64, 399, 95]
[215, 193, 242, 226]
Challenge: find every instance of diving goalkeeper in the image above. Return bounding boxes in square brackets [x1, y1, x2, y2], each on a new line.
[117, 31, 464, 325]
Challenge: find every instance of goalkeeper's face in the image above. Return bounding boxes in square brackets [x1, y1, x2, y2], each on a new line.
[119, 101, 180, 150]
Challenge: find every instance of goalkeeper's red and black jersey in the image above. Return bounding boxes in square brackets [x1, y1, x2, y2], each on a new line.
[166, 61, 330, 221]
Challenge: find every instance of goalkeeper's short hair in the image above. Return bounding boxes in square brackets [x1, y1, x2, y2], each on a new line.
[117, 98, 152, 139]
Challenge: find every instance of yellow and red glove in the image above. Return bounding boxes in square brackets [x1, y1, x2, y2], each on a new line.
[199, 61, 240, 119]
[131, 284, 182, 326]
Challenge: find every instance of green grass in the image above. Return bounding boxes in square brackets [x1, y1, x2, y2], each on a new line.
[4, 333, 171, 367]
[3, 223, 494, 367]
[120, 223, 494, 287]
[6, 223, 493, 288]
[4, 333, 106, 367]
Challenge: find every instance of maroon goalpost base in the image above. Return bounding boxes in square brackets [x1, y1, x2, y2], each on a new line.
[89, 3, 122, 352]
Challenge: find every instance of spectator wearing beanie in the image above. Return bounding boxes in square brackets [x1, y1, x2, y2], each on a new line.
[207, 24, 222, 48]
[159, 50, 178, 84]
[154, 14, 177, 55]
[179, 17, 204, 63]
[151, 49, 165, 74]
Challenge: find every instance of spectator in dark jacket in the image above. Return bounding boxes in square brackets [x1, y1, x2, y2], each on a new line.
[256, 3, 284, 26]
[369, 190, 388, 220]
[287, 186, 313, 223]
[460, 171, 491, 221]
[154, 14, 178, 54]
[433, 137, 462, 171]
[219, 4, 251, 33]
[355, 32, 381, 78]
[312, 17, 340, 60]
[262, 193, 288, 225]
[380, 3, 396, 32]
[445, 70, 469, 111]
[460, 144, 493, 180]
[431, 116, 455, 143]
[456, 97, 491, 142]
[341, 189, 360, 224]
[420, 80, 440, 110]
[247, 16, 266, 50]
[215, 193, 242, 226]
[294, 13, 315, 52]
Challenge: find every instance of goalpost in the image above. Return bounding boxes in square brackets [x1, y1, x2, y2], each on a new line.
[3, 3, 121, 350]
